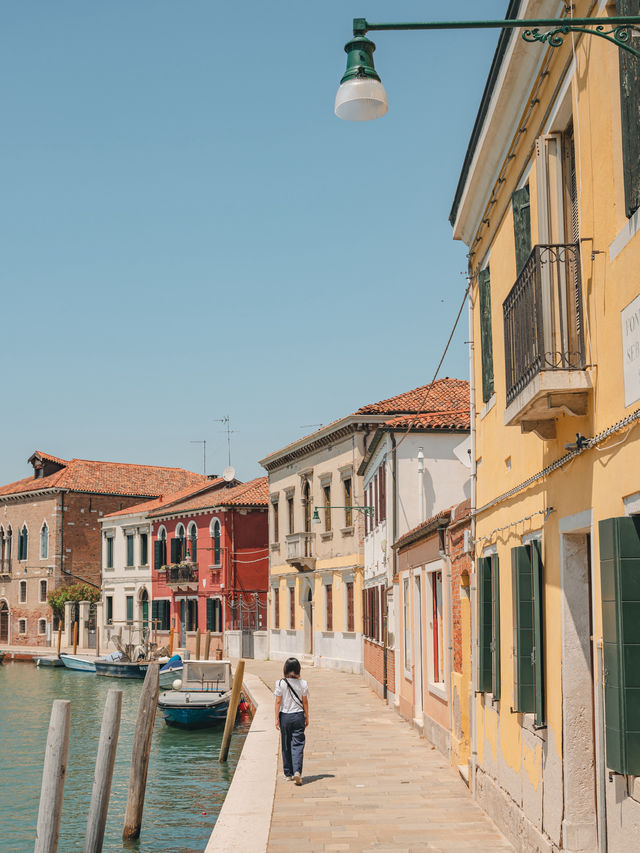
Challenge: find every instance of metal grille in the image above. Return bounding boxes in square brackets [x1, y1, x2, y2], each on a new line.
[227, 592, 267, 631]
[503, 243, 585, 406]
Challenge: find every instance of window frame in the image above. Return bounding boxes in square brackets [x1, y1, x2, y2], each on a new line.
[39, 579, 48, 604]
[19, 579, 27, 603]
[40, 522, 49, 560]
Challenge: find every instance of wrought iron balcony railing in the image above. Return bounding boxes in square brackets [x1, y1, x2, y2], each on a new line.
[165, 564, 198, 585]
[503, 243, 585, 407]
[286, 532, 315, 561]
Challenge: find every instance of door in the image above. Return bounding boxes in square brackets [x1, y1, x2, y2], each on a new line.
[304, 586, 314, 655]
[0, 602, 8, 643]
[87, 603, 97, 649]
[140, 589, 149, 638]
[179, 600, 186, 647]
[414, 573, 424, 721]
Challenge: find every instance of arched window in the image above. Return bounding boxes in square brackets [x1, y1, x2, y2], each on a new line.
[187, 522, 198, 562]
[174, 523, 186, 563]
[0, 526, 5, 567]
[38, 618, 47, 635]
[155, 526, 167, 570]
[40, 522, 49, 560]
[18, 525, 28, 561]
[210, 519, 221, 566]
[139, 588, 149, 631]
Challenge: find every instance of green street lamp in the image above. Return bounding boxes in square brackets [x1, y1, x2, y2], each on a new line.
[335, 15, 640, 121]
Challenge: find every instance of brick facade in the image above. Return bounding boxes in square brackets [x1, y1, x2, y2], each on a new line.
[364, 638, 395, 696]
[446, 500, 471, 675]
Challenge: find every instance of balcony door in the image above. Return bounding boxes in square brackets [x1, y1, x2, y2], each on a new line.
[0, 601, 8, 643]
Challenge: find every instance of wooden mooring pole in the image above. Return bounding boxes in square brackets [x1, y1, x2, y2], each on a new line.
[56, 625, 62, 656]
[204, 630, 211, 660]
[73, 621, 78, 655]
[122, 662, 159, 841]
[195, 628, 201, 659]
[168, 627, 174, 655]
[83, 689, 122, 853]
[34, 700, 71, 853]
[218, 659, 245, 763]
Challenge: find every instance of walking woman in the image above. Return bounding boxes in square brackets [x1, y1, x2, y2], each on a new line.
[274, 657, 309, 785]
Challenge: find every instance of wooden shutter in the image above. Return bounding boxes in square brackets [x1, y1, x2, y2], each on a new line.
[513, 546, 535, 713]
[478, 268, 495, 403]
[491, 556, 501, 700]
[190, 537, 197, 562]
[512, 184, 532, 275]
[617, 0, 640, 218]
[126, 596, 133, 623]
[531, 541, 545, 725]
[274, 588, 280, 629]
[171, 538, 181, 564]
[347, 582, 354, 632]
[326, 585, 333, 631]
[363, 588, 369, 638]
[477, 557, 493, 693]
[599, 516, 640, 775]
[206, 598, 214, 631]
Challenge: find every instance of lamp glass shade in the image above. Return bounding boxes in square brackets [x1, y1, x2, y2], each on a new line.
[312, 509, 321, 524]
[334, 77, 388, 121]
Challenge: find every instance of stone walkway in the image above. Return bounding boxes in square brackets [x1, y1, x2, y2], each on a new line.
[246, 661, 512, 853]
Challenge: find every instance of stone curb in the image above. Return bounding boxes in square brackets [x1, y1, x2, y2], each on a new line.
[204, 671, 278, 853]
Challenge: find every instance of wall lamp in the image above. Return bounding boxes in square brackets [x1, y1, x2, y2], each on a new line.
[335, 15, 640, 120]
[312, 505, 374, 523]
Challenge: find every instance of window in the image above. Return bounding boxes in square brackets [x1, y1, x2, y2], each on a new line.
[211, 519, 221, 566]
[403, 578, 411, 671]
[126, 533, 134, 567]
[40, 522, 49, 559]
[323, 485, 331, 532]
[272, 501, 279, 542]
[617, 0, 640, 218]
[39, 580, 47, 603]
[363, 586, 381, 642]
[303, 480, 312, 533]
[478, 267, 494, 403]
[325, 584, 333, 631]
[273, 587, 280, 629]
[206, 597, 223, 633]
[18, 618, 26, 634]
[126, 595, 134, 625]
[186, 598, 198, 632]
[512, 541, 544, 724]
[151, 599, 170, 631]
[429, 570, 444, 685]
[346, 582, 354, 633]
[106, 596, 113, 625]
[343, 478, 352, 527]
[140, 533, 148, 566]
[188, 523, 197, 562]
[289, 586, 295, 629]
[478, 554, 501, 700]
[106, 536, 114, 569]
[172, 524, 186, 563]
[19, 580, 27, 603]
[154, 528, 167, 570]
[379, 463, 386, 524]
[287, 496, 294, 534]
[18, 525, 28, 561]
[512, 183, 532, 275]
[38, 618, 46, 635]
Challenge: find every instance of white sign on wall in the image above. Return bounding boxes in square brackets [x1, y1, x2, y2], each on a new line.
[622, 293, 640, 407]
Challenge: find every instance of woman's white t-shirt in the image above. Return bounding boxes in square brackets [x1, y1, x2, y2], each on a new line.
[275, 677, 309, 714]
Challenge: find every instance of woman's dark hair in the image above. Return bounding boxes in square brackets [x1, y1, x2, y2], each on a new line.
[283, 657, 301, 677]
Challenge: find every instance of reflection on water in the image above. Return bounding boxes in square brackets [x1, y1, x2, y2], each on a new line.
[0, 662, 249, 853]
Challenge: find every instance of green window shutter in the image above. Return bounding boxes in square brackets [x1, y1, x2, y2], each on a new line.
[599, 516, 640, 775]
[491, 556, 501, 700]
[512, 184, 532, 275]
[126, 596, 134, 623]
[191, 538, 197, 562]
[161, 601, 170, 631]
[206, 598, 214, 631]
[531, 541, 545, 726]
[140, 534, 148, 566]
[126, 535, 134, 566]
[478, 557, 493, 693]
[153, 540, 163, 571]
[617, 0, 640, 218]
[478, 268, 495, 403]
[152, 600, 158, 625]
[170, 538, 181, 564]
[513, 546, 535, 713]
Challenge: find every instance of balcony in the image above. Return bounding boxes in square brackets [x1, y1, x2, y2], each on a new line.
[0, 559, 11, 577]
[285, 532, 316, 571]
[163, 563, 198, 589]
[503, 243, 591, 439]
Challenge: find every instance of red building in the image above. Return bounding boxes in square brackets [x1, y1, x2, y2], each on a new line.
[149, 476, 268, 655]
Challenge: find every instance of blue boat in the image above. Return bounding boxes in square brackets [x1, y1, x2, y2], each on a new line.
[157, 660, 234, 729]
[159, 654, 183, 688]
[59, 653, 98, 672]
[34, 654, 64, 668]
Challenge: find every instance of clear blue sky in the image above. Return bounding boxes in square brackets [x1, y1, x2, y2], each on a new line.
[0, 1, 509, 485]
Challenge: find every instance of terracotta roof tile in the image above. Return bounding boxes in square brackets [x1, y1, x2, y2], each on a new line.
[102, 478, 227, 519]
[149, 476, 268, 517]
[393, 507, 453, 551]
[0, 453, 208, 499]
[356, 378, 469, 416]
[383, 409, 470, 431]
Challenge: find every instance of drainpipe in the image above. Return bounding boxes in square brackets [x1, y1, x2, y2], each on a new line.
[388, 432, 399, 705]
[468, 285, 478, 797]
[417, 448, 424, 523]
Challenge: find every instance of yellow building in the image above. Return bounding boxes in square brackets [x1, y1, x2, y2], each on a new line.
[450, 2, 640, 851]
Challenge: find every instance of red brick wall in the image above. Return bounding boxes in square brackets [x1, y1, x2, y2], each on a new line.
[446, 500, 471, 674]
[364, 638, 395, 693]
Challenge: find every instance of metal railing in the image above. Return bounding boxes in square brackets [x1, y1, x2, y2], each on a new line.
[0, 559, 11, 575]
[503, 243, 585, 406]
[285, 532, 315, 561]
[165, 564, 198, 584]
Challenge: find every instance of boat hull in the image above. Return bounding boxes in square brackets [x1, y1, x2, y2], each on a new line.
[59, 654, 96, 672]
[95, 660, 149, 679]
[158, 689, 232, 729]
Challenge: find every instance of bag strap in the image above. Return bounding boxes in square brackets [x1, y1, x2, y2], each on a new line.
[283, 678, 304, 708]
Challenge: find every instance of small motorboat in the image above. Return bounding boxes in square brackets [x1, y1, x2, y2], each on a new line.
[159, 654, 183, 688]
[0, 651, 5, 665]
[158, 659, 234, 729]
[95, 658, 149, 679]
[59, 653, 98, 672]
[35, 654, 64, 668]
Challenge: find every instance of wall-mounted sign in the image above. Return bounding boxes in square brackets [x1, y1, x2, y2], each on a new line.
[622, 294, 640, 407]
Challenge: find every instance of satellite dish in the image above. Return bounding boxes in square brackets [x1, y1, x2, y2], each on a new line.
[223, 466, 236, 482]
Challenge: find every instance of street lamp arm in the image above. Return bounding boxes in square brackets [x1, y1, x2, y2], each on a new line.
[352, 16, 640, 59]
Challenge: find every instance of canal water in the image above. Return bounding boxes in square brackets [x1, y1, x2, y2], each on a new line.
[0, 661, 250, 853]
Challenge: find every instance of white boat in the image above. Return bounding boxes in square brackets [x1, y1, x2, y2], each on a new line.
[34, 655, 64, 668]
[60, 653, 98, 672]
[157, 660, 234, 729]
[159, 654, 183, 688]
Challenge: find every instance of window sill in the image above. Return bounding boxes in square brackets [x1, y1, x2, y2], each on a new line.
[270, 543, 280, 551]
[427, 681, 447, 702]
[342, 631, 356, 638]
[480, 393, 496, 420]
[341, 526, 354, 537]
[320, 531, 333, 541]
[321, 630, 334, 637]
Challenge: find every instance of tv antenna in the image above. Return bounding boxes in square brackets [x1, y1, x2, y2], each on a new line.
[189, 440, 206, 474]
[300, 423, 323, 430]
[214, 415, 238, 468]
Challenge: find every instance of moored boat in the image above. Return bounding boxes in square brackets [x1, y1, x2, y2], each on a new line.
[0, 651, 5, 665]
[159, 654, 183, 688]
[35, 654, 64, 667]
[59, 653, 97, 672]
[158, 659, 234, 729]
[95, 659, 150, 679]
